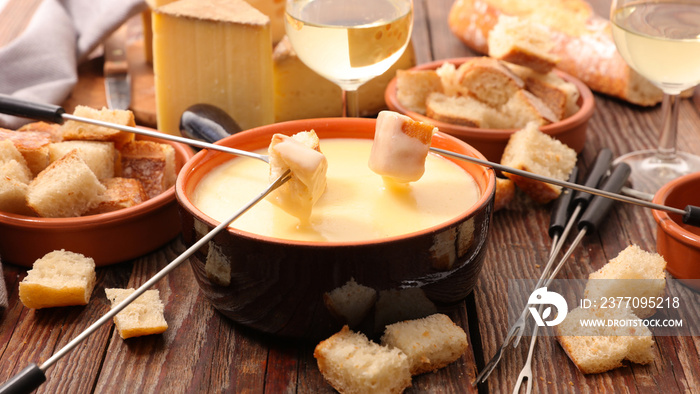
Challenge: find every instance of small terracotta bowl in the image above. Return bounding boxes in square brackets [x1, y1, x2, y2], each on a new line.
[385, 57, 596, 162]
[653, 172, 700, 292]
[0, 133, 194, 267]
[176, 117, 496, 339]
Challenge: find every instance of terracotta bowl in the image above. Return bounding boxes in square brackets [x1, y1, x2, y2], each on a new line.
[653, 172, 700, 292]
[0, 133, 194, 267]
[176, 117, 496, 339]
[385, 57, 596, 162]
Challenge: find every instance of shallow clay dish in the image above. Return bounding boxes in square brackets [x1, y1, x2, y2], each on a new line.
[0, 133, 194, 267]
[653, 172, 700, 291]
[176, 117, 496, 339]
[385, 57, 595, 162]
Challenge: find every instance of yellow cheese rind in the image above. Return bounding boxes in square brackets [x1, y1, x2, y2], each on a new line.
[153, 0, 274, 135]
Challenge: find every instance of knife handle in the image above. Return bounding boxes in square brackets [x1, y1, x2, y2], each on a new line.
[548, 166, 579, 238]
[0, 94, 65, 124]
[572, 148, 613, 209]
[578, 163, 631, 234]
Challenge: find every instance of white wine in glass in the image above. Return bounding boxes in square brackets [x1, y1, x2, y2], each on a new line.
[610, 0, 700, 193]
[285, 0, 413, 117]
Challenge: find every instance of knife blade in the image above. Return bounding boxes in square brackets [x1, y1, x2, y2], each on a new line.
[103, 25, 131, 110]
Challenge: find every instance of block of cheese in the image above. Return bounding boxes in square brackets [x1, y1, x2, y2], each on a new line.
[153, 0, 274, 135]
[273, 36, 416, 122]
[245, 0, 286, 45]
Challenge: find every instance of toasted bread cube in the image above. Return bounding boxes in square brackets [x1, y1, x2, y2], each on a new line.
[501, 122, 577, 204]
[268, 130, 328, 221]
[18, 121, 63, 142]
[396, 69, 444, 114]
[27, 150, 106, 217]
[498, 90, 560, 129]
[19, 250, 96, 309]
[0, 175, 31, 215]
[105, 288, 168, 339]
[584, 245, 667, 318]
[120, 141, 176, 199]
[86, 177, 148, 215]
[324, 278, 377, 327]
[425, 92, 499, 128]
[61, 106, 135, 148]
[0, 139, 26, 163]
[381, 313, 469, 375]
[369, 111, 436, 183]
[506, 62, 580, 119]
[314, 326, 412, 394]
[456, 57, 525, 107]
[0, 129, 51, 176]
[1, 159, 32, 184]
[555, 306, 654, 374]
[49, 141, 116, 180]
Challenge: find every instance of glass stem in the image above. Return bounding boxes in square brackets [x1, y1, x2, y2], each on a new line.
[656, 93, 681, 162]
[342, 89, 360, 118]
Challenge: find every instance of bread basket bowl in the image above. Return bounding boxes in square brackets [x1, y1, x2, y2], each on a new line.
[176, 117, 496, 339]
[385, 57, 595, 162]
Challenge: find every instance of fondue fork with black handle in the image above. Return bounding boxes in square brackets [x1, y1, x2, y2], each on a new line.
[1, 95, 699, 223]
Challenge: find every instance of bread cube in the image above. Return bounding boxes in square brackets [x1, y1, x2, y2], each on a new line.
[60, 106, 135, 148]
[49, 141, 116, 180]
[555, 306, 655, 374]
[456, 57, 525, 107]
[314, 325, 412, 394]
[368, 111, 436, 183]
[506, 62, 581, 119]
[0, 129, 51, 176]
[381, 313, 469, 375]
[0, 175, 31, 215]
[425, 92, 499, 128]
[500, 122, 577, 204]
[1, 159, 32, 184]
[120, 140, 176, 199]
[396, 69, 443, 114]
[27, 150, 106, 217]
[499, 90, 560, 129]
[105, 288, 168, 339]
[268, 130, 328, 221]
[19, 250, 96, 309]
[18, 121, 63, 142]
[585, 245, 667, 318]
[86, 177, 148, 215]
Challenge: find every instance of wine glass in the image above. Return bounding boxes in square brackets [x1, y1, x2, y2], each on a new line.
[285, 0, 413, 117]
[610, 0, 700, 194]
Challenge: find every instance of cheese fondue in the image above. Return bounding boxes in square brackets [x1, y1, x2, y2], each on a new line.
[192, 138, 480, 242]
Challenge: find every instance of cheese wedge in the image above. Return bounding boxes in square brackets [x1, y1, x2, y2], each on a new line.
[152, 0, 274, 135]
[268, 131, 328, 222]
[245, 0, 286, 45]
[369, 110, 436, 183]
[273, 37, 417, 122]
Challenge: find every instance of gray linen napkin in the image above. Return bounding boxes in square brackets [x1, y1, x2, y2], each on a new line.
[0, 0, 147, 129]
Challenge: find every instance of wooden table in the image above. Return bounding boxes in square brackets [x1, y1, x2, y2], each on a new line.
[2, 0, 700, 393]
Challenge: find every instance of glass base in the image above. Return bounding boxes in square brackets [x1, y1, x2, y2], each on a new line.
[613, 149, 700, 194]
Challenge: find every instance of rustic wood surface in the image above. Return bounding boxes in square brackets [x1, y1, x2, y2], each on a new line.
[1, 0, 700, 393]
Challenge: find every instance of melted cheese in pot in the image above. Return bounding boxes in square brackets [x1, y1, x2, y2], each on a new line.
[192, 138, 480, 243]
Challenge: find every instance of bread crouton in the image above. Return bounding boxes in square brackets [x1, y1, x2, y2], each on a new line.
[456, 57, 525, 107]
[120, 140, 176, 199]
[18, 121, 63, 142]
[86, 177, 148, 215]
[60, 106, 135, 149]
[0, 129, 51, 176]
[105, 288, 168, 339]
[49, 141, 116, 180]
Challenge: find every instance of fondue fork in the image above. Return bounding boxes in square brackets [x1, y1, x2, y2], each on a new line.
[1, 95, 699, 226]
[0, 170, 292, 394]
[510, 163, 631, 393]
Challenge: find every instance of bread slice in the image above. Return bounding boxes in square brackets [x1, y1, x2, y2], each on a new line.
[324, 278, 377, 327]
[0, 129, 52, 176]
[497, 89, 560, 129]
[18, 121, 63, 142]
[584, 245, 667, 319]
[0, 175, 31, 215]
[120, 140, 177, 199]
[86, 177, 149, 215]
[555, 306, 655, 374]
[268, 130, 328, 221]
[314, 325, 412, 394]
[487, 15, 559, 73]
[27, 150, 106, 217]
[425, 92, 498, 128]
[456, 57, 525, 107]
[60, 106, 135, 149]
[369, 111, 436, 183]
[505, 62, 580, 119]
[18, 250, 96, 309]
[500, 122, 577, 203]
[105, 288, 168, 339]
[49, 141, 116, 180]
[395, 69, 444, 114]
[381, 313, 469, 375]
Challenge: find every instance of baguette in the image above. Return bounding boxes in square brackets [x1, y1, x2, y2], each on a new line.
[447, 0, 664, 106]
